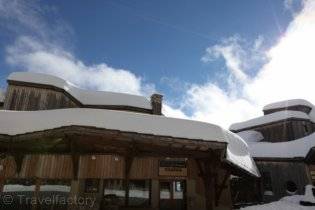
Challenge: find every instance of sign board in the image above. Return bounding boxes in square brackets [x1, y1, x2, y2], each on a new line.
[159, 159, 187, 177]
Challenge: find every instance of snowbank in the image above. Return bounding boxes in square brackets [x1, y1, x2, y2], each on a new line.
[248, 132, 315, 158]
[236, 130, 264, 144]
[8, 72, 151, 109]
[230, 110, 309, 131]
[0, 108, 259, 177]
[263, 99, 313, 111]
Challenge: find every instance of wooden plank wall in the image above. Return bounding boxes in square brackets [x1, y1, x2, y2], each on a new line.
[78, 155, 124, 179]
[4, 85, 78, 111]
[257, 161, 311, 202]
[0, 155, 203, 180]
[255, 120, 311, 143]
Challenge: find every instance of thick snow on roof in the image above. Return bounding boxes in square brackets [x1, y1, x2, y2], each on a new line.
[263, 99, 313, 111]
[230, 110, 310, 131]
[8, 72, 151, 109]
[0, 108, 259, 177]
[249, 132, 315, 158]
[0, 89, 5, 103]
[236, 130, 264, 144]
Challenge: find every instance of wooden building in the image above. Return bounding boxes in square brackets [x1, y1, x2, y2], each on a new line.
[230, 99, 315, 205]
[0, 72, 259, 210]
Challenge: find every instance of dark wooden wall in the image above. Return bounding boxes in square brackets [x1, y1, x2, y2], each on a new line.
[4, 84, 78, 111]
[257, 161, 311, 202]
[0, 155, 202, 180]
[245, 119, 313, 143]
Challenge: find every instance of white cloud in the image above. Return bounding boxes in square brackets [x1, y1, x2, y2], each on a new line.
[0, 0, 154, 96]
[2, 0, 315, 131]
[167, 0, 315, 128]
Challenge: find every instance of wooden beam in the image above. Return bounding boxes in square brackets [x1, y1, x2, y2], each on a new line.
[69, 137, 79, 180]
[12, 153, 24, 175]
[215, 169, 230, 206]
[124, 155, 134, 206]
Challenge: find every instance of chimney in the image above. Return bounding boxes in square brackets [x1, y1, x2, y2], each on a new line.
[151, 93, 163, 115]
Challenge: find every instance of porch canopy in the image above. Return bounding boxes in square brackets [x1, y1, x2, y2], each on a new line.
[0, 108, 259, 177]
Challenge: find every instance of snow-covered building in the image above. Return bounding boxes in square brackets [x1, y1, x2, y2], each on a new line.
[0, 72, 259, 210]
[230, 99, 315, 206]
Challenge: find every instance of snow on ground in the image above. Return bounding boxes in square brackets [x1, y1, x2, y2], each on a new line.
[230, 110, 309, 131]
[263, 99, 313, 111]
[8, 72, 151, 109]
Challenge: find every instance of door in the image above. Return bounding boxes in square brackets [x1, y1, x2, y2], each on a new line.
[159, 180, 186, 210]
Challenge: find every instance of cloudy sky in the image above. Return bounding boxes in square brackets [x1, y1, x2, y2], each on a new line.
[0, 0, 314, 128]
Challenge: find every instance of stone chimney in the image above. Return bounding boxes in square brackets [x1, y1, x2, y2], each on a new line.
[150, 93, 163, 115]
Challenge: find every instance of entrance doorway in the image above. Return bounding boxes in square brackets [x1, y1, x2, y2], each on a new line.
[159, 180, 186, 210]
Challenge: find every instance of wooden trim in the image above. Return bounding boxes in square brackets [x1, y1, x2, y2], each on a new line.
[215, 170, 230, 206]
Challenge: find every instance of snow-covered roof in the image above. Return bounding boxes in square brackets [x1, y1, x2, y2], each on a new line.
[263, 99, 313, 111]
[230, 110, 310, 131]
[236, 130, 264, 144]
[248, 132, 315, 158]
[0, 89, 5, 103]
[8, 72, 152, 110]
[0, 108, 259, 177]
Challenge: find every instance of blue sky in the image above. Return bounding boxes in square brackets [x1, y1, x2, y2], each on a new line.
[1, 0, 314, 128]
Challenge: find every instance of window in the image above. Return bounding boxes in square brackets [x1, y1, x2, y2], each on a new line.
[262, 172, 273, 194]
[128, 180, 151, 206]
[285, 181, 297, 195]
[103, 179, 125, 206]
[85, 179, 100, 193]
[1, 179, 36, 209]
[39, 179, 71, 210]
[102, 179, 151, 207]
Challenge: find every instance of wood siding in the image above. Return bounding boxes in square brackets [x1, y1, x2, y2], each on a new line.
[0, 155, 202, 180]
[251, 120, 313, 143]
[257, 161, 311, 202]
[4, 84, 78, 111]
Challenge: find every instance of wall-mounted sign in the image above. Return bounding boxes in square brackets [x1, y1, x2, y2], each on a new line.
[159, 158, 187, 177]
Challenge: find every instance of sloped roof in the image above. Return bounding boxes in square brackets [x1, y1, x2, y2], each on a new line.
[230, 110, 309, 131]
[0, 108, 259, 177]
[8, 72, 152, 110]
[263, 99, 313, 111]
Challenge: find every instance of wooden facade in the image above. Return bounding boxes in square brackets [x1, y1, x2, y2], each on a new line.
[256, 160, 311, 202]
[4, 80, 159, 115]
[230, 101, 315, 206]
[0, 76, 246, 210]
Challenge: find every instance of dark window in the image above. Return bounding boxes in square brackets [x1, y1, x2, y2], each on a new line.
[262, 172, 273, 192]
[39, 179, 71, 210]
[85, 179, 100, 193]
[128, 180, 151, 206]
[286, 181, 297, 194]
[1, 179, 36, 210]
[304, 123, 309, 134]
[102, 179, 151, 207]
[103, 179, 126, 206]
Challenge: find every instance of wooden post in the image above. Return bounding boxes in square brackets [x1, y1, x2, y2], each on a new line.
[124, 155, 134, 206]
[196, 158, 215, 210]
